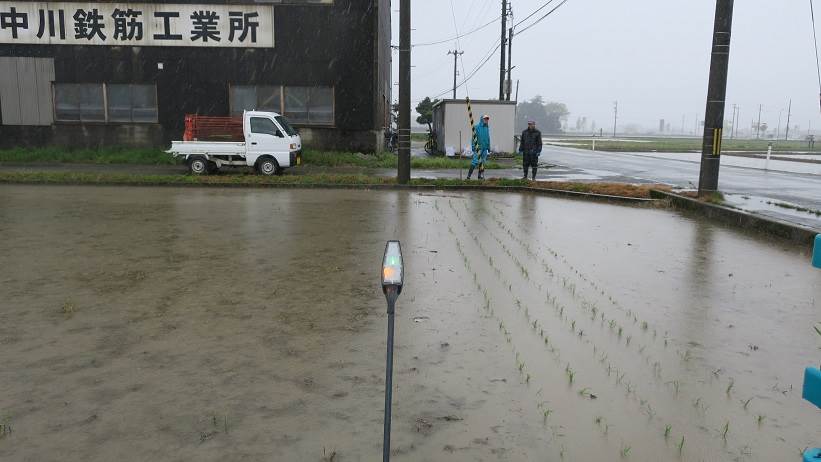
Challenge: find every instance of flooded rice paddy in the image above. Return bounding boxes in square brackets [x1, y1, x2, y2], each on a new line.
[0, 185, 819, 461]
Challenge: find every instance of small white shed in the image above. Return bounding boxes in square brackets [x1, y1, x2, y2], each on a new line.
[432, 99, 516, 155]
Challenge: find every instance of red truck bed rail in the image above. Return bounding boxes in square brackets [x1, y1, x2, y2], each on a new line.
[183, 115, 244, 141]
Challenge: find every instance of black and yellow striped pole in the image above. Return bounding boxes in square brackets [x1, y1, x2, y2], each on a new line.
[698, 0, 734, 196]
[466, 97, 479, 154]
[465, 97, 484, 175]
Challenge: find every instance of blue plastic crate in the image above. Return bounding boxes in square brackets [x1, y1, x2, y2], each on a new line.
[814, 234, 821, 269]
[804, 447, 821, 461]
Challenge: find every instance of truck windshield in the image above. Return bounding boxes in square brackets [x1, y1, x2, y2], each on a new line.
[275, 116, 298, 137]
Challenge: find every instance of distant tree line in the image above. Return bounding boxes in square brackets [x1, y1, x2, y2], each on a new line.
[516, 96, 569, 134]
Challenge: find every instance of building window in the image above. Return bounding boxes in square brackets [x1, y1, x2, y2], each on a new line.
[284, 86, 334, 125]
[54, 84, 105, 122]
[230, 85, 334, 126]
[230, 85, 281, 117]
[54, 83, 157, 123]
[107, 84, 158, 123]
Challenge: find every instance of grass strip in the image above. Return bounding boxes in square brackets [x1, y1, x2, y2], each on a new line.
[0, 147, 503, 169]
[0, 171, 665, 198]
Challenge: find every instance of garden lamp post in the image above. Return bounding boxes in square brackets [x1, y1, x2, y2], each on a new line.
[381, 241, 403, 462]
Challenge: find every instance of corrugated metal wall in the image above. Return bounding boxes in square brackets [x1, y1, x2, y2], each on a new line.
[0, 57, 54, 126]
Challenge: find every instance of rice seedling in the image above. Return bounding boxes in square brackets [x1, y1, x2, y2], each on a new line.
[625, 335, 632, 346]
[667, 380, 680, 395]
[618, 326, 623, 338]
[543, 408, 553, 421]
[526, 373, 531, 383]
[620, 445, 631, 458]
[664, 424, 672, 439]
[0, 421, 12, 438]
[678, 436, 685, 454]
[680, 350, 692, 362]
[579, 387, 594, 398]
[742, 397, 753, 410]
[594, 416, 603, 425]
[61, 300, 76, 315]
[641, 321, 648, 331]
[726, 379, 735, 396]
[567, 369, 576, 384]
[756, 414, 765, 426]
[721, 421, 729, 440]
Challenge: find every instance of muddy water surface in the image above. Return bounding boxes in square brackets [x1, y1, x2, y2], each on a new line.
[0, 185, 818, 461]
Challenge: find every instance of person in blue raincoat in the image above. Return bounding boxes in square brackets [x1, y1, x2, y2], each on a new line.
[468, 114, 491, 180]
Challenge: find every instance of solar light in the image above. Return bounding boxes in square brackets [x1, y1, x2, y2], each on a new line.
[382, 241, 404, 291]
[380, 240, 403, 462]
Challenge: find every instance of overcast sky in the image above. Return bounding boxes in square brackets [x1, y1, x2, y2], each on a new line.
[392, 0, 821, 135]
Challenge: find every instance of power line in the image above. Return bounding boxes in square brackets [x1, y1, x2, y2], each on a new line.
[811, 0, 821, 111]
[447, 0, 470, 98]
[428, 40, 503, 101]
[409, 15, 501, 48]
[515, 0, 571, 36]
[513, 0, 557, 29]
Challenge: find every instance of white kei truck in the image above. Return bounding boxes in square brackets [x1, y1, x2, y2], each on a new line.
[167, 111, 302, 175]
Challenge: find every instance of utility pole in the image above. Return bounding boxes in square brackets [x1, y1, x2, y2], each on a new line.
[735, 108, 740, 139]
[730, 104, 737, 139]
[397, 0, 411, 184]
[613, 101, 618, 137]
[447, 50, 463, 99]
[756, 104, 762, 139]
[776, 109, 783, 139]
[697, 0, 734, 197]
[506, 27, 513, 100]
[785, 98, 792, 140]
[499, 0, 508, 100]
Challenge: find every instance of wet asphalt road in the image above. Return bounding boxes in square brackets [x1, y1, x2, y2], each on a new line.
[542, 145, 821, 211]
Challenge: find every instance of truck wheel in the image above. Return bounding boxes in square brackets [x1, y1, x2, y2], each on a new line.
[257, 157, 280, 176]
[189, 156, 209, 175]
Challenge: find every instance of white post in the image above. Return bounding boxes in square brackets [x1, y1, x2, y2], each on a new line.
[765, 143, 772, 170]
[592, 138, 596, 151]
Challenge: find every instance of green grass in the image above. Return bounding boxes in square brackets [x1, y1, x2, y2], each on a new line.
[0, 147, 174, 164]
[0, 171, 667, 198]
[0, 147, 503, 169]
[301, 150, 503, 169]
[549, 137, 816, 153]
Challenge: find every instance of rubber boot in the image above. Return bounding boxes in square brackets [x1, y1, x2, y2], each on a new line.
[467, 166, 474, 179]
[532, 168, 538, 181]
[523, 166, 529, 180]
[478, 165, 484, 180]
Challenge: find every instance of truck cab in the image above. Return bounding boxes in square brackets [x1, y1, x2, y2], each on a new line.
[167, 111, 302, 175]
[244, 111, 302, 174]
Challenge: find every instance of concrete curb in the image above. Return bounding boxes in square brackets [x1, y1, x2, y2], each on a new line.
[650, 190, 820, 246]
[0, 178, 655, 204]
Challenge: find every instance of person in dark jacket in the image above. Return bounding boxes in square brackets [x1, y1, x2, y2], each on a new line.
[519, 120, 543, 180]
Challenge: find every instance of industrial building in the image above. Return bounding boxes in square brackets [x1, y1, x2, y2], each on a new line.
[0, 0, 391, 151]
